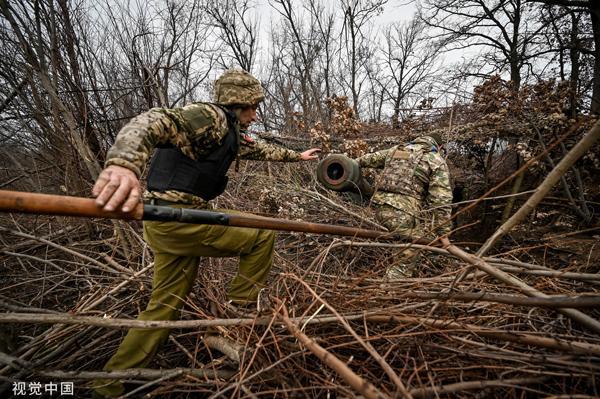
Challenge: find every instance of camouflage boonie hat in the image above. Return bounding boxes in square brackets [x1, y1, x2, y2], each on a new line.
[213, 69, 265, 107]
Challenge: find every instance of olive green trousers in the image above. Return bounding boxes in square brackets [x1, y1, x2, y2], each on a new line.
[93, 209, 275, 397]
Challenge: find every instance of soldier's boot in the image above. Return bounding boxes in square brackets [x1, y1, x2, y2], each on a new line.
[223, 288, 272, 318]
[204, 299, 257, 365]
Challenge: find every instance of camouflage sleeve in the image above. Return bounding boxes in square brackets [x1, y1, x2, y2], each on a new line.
[356, 148, 393, 169]
[105, 103, 228, 177]
[239, 139, 302, 162]
[425, 157, 453, 235]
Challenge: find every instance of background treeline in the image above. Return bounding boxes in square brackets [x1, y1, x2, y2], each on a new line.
[0, 0, 598, 192]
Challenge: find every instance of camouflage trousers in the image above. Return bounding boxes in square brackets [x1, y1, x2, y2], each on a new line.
[375, 203, 421, 279]
[93, 207, 275, 397]
[375, 203, 420, 236]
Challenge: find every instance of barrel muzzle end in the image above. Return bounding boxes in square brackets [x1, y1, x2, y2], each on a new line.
[316, 154, 372, 196]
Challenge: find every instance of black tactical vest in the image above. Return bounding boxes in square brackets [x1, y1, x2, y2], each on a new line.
[146, 107, 239, 201]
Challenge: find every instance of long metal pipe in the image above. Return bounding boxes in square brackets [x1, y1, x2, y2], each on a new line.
[0, 190, 430, 243]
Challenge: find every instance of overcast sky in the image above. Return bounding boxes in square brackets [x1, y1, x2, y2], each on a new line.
[249, 0, 422, 81]
[255, 0, 417, 35]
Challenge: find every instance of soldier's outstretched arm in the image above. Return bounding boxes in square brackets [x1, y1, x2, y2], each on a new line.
[355, 148, 393, 169]
[239, 137, 320, 162]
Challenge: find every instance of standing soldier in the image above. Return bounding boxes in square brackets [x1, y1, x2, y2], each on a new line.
[91, 69, 320, 398]
[356, 134, 452, 278]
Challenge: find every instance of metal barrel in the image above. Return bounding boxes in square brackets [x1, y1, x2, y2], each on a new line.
[316, 154, 373, 195]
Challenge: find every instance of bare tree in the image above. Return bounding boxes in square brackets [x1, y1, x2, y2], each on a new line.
[340, 0, 387, 118]
[364, 55, 386, 123]
[532, 0, 599, 114]
[381, 18, 441, 128]
[306, 0, 337, 108]
[262, 37, 297, 132]
[204, 0, 258, 72]
[543, 6, 592, 116]
[100, 0, 215, 109]
[420, 0, 557, 92]
[0, 0, 102, 185]
[268, 0, 327, 132]
[0, 0, 216, 255]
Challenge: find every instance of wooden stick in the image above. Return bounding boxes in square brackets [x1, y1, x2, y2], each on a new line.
[0, 351, 235, 381]
[490, 266, 600, 283]
[0, 226, 132, 275]
[338, 240, 565, 272]
[410, 377, 546, 398]
[478, 119, 600, 256]
[42, 367, 236, 381]
[3, 310, 600, 355]
[203, 335, 246, 364]
[365, 315, 600, 356]
[277, 301, 384, 399]
[442, 238, 600, 335]
[533, 119, 590, 221]
[0, 312, 260, 329]
[384, 291, 600, 308]
[285, 273, 412, 398]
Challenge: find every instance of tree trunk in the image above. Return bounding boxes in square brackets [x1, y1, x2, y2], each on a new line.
[392, 96, 401, 129]
[502, 155, 525, 224]
[569, 11, 580, 118]
[510, 0, 522, 91]
[591, 2, 600, 114]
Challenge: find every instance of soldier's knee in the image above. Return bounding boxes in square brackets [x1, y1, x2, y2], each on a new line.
[257, 229, 276, 245]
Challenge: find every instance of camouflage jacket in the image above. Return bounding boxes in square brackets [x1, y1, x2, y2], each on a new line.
[105, 102, 302, 206]
[357, 136, 453, 234]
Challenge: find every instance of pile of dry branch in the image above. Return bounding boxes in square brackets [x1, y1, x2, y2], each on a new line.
[1, 121, 600, 398]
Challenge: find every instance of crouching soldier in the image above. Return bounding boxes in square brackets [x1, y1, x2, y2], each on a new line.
[356, 134, 452, 278]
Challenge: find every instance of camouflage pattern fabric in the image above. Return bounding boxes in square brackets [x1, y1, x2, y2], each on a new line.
[213, 69, 265, 107]
[376, 204, 420, 278]
[375, 203, 419, 236]
[357, 136, 453, 236]
[105, 102, 301, 206]
[385, 263, 417, 279]
[146, 190, 213, 207]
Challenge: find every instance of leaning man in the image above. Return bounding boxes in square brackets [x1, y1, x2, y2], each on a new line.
[356, 134, 452, 278]
[91, 69, 320, 398]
